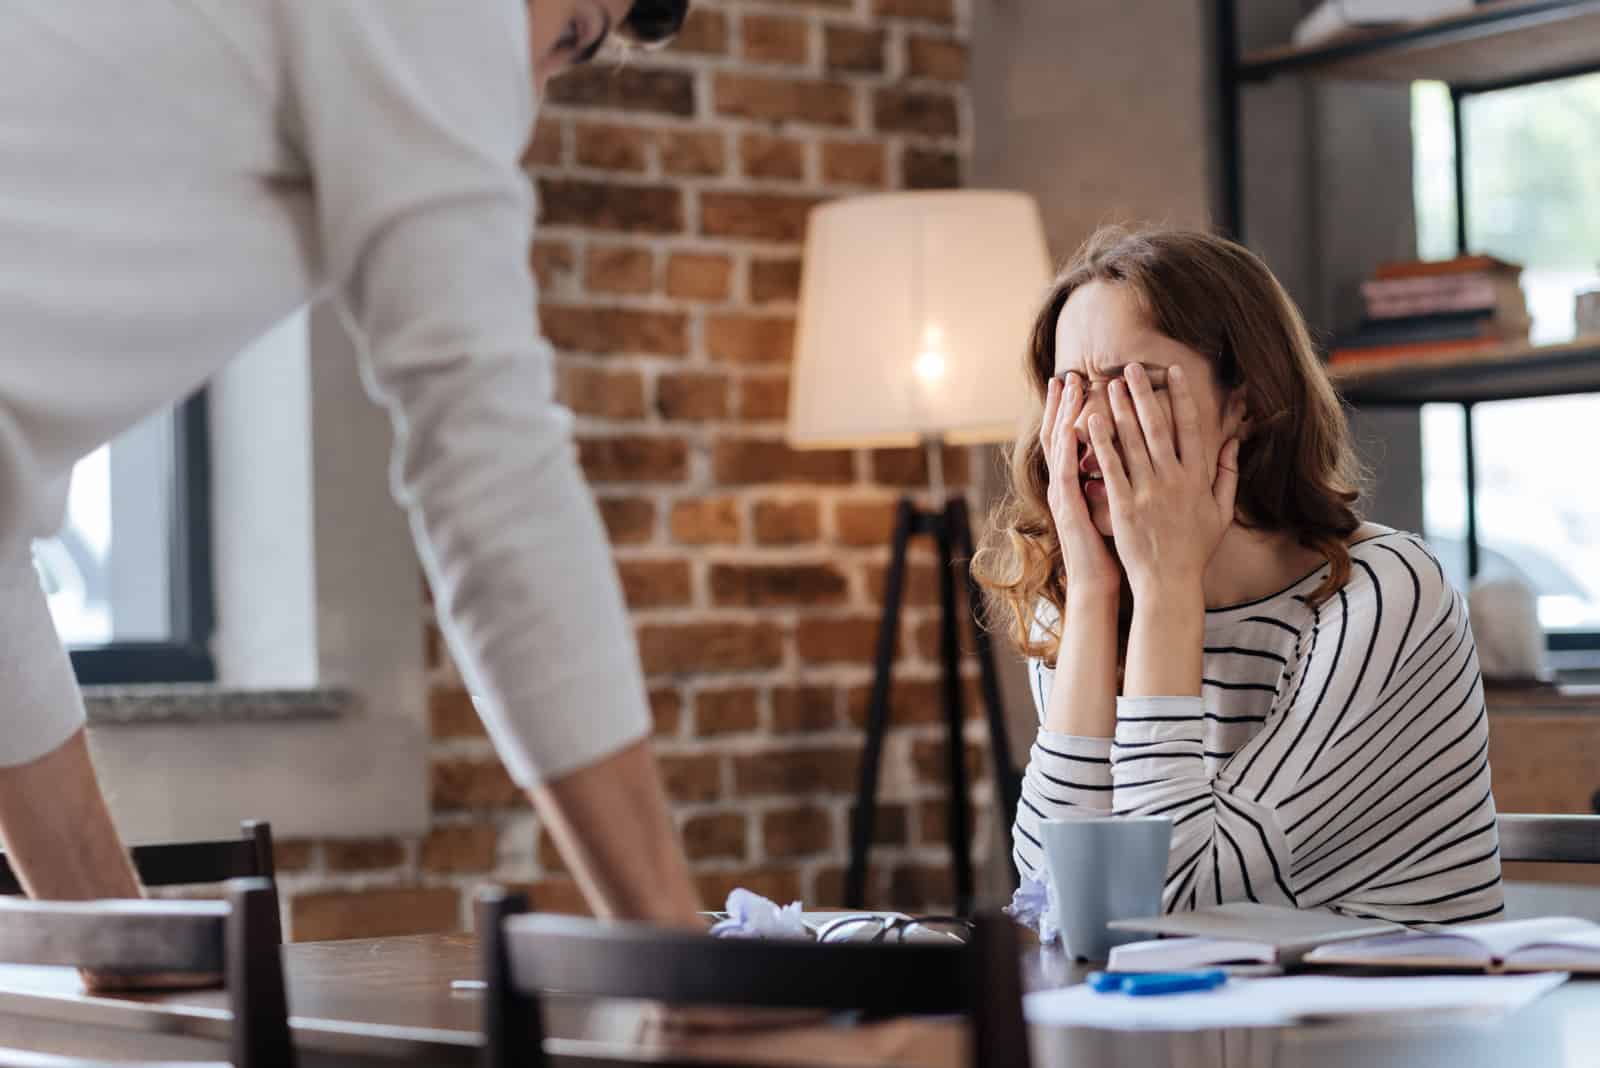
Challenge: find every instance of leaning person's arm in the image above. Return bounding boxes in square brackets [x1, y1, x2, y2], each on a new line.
[276, 2, 700, 923]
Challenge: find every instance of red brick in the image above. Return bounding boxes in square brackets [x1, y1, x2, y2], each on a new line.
[713, 74, 855, 127]
[737, 376, 791, 422]
[546, 66, 696, 115]
[910, 738, 987, 785]
[844, 677, 982, 727]
[740, 132, 807, 181]
[913, 616, 979, 660]
[524, 118, 565, 167]
[682, 812, 748, 861]
[873, 88, 960, 138]
[584, 245, 654, 294]
[597, 497, 656, 545]
[870, 445, 970, 486]
[866, 560, 942, 608]
[578, 436, 690, 483]
[813, 866, 848, 907]
[772, 687, 838, 734]
[822, 141, 886, 187]
[574, 123, 649, 172]
[732, 748, 861, 797]
[872, 0, 954, 23]
[696, 869, 803, 909]
[918, 800, 948, 845]
[617, 558, 693, 609]
[291, 887, 461, 943]
[659, 129, 727, 177]
[834, 499, 897, 546]
[762, 806, 834, 858]
[419, 825, 498, 874]
[850, 802, 910, 846]
[660, 753, 724, 803]
[656, 371, 730, 421]
[650, 687, 684, 736]
[668, 7, 730, 55]
[742, 14, 811, 65]
[542, 305, 687, 356]
[531, 240, 577, 293]
[753, 499, 821, 545]
[887, 863, 953, 913]
[694, 688, 761, 736]
[906, 35, 968, 81]
[701, 192, 821, 243]
[561, 365, 646, 420]
[430, 687, 484, 740]
[796, 615, 885, 664]
[522, 879, 589, 916]
[825, 25, 886, 72]
[665, 253, 733, 301]
[272, 840, 315, 874]
[706, 315, 795, 365]
[669, 497, 742, 545]
[324, 839, 405, 872]
[712, 439, 854, 485]
[539, 178, 683, 234]
[903, 147, 962, 190]
[431, 758, 525, 810]
[638, 622, 786, 675]
[748, 258, 804, 304]
[710, 563, 849, 607]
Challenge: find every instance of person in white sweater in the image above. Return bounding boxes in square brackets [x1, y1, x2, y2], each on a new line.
[0, 0, 703, 950]
[975, 227, 1503, 929]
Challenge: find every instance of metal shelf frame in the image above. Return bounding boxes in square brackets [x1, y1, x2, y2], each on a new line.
[1216, 0, 1600, 603]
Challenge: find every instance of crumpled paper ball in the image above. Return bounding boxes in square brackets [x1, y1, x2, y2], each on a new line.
[1006, 872, 1060, 944]
[708, 888, 811, 940]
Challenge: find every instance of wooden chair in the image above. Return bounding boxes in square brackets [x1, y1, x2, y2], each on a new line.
[476, 890, 1031, 1068]
[0, 821, 282, 944]
[0, 878, 292, 1068]
[1497, 813, 1600, 864]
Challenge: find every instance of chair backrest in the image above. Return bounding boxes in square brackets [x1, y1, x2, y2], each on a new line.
[476, 890, 1030, 1068]
[1498, 813, 1600, 864]
[0, 879, 292, 1068]
[0, 821, 281, 945]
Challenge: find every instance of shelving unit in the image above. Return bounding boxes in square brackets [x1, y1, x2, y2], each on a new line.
[1217, 0, 1600, 581]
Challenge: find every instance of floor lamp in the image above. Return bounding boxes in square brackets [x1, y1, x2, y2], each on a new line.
[787, 191, 1052, 915]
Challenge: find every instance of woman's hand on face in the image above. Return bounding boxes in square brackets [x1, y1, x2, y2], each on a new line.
[1086, 363, 1240, 600]
[1041, 373, 1122, 602]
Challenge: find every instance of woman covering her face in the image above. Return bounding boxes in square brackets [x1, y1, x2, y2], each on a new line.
[976, 227, 1503, 926]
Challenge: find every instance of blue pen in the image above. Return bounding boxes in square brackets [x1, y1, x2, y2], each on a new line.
[1086, 969, 1228, 997]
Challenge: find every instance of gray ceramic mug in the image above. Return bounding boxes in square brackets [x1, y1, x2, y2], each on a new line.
[1040, 816, 1173, 961]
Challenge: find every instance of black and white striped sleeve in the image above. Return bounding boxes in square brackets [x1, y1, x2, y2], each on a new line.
[1011, 656, 1115, 881]
[1111, 537, 1503, 924]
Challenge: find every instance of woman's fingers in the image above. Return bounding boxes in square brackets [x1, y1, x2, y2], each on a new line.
[1107, 379, 1153, 481]
[1168, 364, 1205, 470]
[1086, 413, 1130, 505]
[1213, 436, 1241, 523]
[1039, 375, 1062, 456]
[1125, 364, 1177, 475]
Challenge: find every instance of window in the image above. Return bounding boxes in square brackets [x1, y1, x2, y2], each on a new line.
[32, 395, 215, 683]
[1413, 78, 1600, 652]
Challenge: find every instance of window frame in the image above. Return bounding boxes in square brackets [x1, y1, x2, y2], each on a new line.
[67, 392, 217, 685]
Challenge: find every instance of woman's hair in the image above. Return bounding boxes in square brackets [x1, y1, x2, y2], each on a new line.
[973, 226, 1365, 666]
[618, 0, 690, 44]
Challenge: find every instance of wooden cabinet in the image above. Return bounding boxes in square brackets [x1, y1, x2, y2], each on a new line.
[1488, 685, 1600, 885]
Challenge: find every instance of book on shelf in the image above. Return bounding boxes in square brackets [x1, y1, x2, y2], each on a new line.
[1328, 335, 1506, 368]
[1332, 255, 1532, 367]
[1293, 0, 1473, 47]
[1305, 915, 1600, 974]
[1374, 254, 1522, 281]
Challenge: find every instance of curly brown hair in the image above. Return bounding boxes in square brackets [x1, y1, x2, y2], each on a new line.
[973, 226, 1365, 666]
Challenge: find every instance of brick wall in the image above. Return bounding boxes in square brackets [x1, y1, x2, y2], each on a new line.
[277, 0, 989, 941]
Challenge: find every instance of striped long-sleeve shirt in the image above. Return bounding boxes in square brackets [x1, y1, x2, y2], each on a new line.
[1013, 527, 1505, 927]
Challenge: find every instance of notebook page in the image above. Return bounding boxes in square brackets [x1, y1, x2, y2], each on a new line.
[1507, 927, 1600, 967]
[1306, 916, 1597, 966]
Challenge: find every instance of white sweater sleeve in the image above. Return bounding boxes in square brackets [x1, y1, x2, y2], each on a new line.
[0, 550, 89, 767]
[274, 1, 649, 783]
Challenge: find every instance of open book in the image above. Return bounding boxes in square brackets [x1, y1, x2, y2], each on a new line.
[1305, 916, 1600, 973]
[1104, 902, 1399, 970]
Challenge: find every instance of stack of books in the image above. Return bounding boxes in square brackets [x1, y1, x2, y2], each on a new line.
[1329, 255, 1531, 369]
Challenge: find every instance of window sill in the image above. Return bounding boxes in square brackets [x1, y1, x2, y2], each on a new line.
[82, 685, 352, 727]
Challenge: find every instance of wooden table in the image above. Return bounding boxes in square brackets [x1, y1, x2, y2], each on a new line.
[0, 933, 1596, 1067]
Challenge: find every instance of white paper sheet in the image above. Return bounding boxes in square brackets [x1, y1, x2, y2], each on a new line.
[1024, 972, 1569, 1031]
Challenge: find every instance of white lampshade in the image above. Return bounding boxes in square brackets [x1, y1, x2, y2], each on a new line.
[787, 191, 1052, 450]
